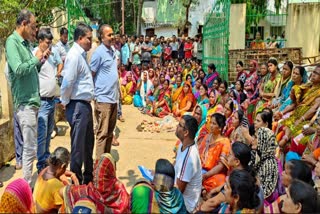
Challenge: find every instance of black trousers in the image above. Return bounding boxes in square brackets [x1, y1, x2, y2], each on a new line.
[66, 100, 94, 184]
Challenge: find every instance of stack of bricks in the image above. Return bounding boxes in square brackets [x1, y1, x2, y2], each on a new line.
[228, 47, 302, 83]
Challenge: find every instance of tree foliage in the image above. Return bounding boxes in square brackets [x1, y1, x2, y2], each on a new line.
[179, 0, 199, 36]
[80, 0, 141, 35]
[0, 0, 64, 44]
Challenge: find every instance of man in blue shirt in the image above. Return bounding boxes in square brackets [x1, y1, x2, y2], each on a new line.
[120, 35, 130, 67]
[90, 24, 119, 158]
[60, 23, 94, 184]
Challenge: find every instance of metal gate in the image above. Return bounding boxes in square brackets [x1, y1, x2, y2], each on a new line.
[203, 0, 231, 82]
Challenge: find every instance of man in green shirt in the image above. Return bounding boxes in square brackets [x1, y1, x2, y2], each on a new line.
[5, 9, 51, 185]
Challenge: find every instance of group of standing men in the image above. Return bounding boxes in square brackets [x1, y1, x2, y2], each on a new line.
[5, 9, 119, 185]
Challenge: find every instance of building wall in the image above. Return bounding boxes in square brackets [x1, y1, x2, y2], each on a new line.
[189, 0, 216, 37]
[51, 8, 68, 43]
[155, 27, 178, 38]
[286, 3, 320, 57]
[229, 3, 246, 50]
[0, 50, 15, 167]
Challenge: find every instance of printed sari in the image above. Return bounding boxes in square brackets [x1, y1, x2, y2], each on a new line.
[219, 203, 256, 214]
[152, 88, 172, 118]
[121, 71, 136, 105]
[253, 127, 279, 201]
[203, 71, 219, 88]
[197, 90, 224, 144]
[198, 134, 231, 192]
[280, 83, 320, 148]
[0, 178, 34, 213]
[63, 153, 129, 213]
[255, 72, 281, 114]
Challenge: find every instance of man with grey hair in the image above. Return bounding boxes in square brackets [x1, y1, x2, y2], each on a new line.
[60, 23, 94, 184]
[6, 9, 51, 185]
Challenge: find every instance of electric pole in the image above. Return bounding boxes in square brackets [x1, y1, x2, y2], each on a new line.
[122, 0, 125, 34]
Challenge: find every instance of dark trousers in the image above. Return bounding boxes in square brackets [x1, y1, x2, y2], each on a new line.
[14, 112, 23, 165]
[66, 100, 94, 184]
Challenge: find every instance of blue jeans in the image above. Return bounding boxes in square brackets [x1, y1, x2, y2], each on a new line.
[14, 112, 23, 165]
[37, 99, 55, 172]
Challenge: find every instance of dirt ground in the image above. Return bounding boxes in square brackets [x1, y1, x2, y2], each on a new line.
[0, 105, 178, 195]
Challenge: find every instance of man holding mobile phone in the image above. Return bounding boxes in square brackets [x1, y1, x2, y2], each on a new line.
[5, 9, 51, 185]
[33, 28, 63, 173]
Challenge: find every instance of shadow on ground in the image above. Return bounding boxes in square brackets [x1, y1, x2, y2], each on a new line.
[0, 165, 15, 182]
[118, 169, 143, 188]
[57, 124, 69, 136]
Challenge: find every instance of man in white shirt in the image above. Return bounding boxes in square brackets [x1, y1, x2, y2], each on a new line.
[55, 27, 70, 63]
[175, 115, 202, 213]
[34, 28, 63, 173]
[60, 23, 94, 184]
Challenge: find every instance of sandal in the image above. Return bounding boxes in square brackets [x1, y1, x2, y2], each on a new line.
[118, 116, 125, 122]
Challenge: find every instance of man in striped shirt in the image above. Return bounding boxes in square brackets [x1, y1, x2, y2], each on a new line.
[174, 115, 202, 213]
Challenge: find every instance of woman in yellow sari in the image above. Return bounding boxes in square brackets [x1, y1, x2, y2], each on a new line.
[121, 71, 136, 105]
[198, 113, 231, 193]
[278, 65, 320, 155]
[172, 81, 196, 117]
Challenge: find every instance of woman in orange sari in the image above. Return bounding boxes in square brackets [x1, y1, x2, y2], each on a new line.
[198, 113, 231, 193]
[172, 82, 196, 117]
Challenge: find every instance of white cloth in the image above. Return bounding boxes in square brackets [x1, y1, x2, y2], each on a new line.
[55, 40, 70, 62]
[33, 47, 62, 97]
[175, 143, 202, 212]
[139, 71, 153, 107]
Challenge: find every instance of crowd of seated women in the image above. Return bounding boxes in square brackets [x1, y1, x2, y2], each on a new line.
[1, 58, 320, 213]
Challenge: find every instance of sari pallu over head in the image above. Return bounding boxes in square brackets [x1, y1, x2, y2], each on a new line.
[197, 90, 223, 143]
[140, 71, 153, 107]
[153, 173, 186, 213]
[122, 71, 136, 94]
[63, 153, 129, 213]
[253, 127, 278, 199]
[0, 178, 34, 213]
[194, 104, 208, 143]
[174, 81, 196, 112]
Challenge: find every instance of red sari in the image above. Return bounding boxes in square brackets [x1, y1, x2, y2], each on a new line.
[63, 154, 129, 213]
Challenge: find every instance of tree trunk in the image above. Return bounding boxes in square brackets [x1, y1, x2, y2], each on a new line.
[183, 1, 192, 36]
[137, 0, 143, 35]
[132, 0, 136, 34]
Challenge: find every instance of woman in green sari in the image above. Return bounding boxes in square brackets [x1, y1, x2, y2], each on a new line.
[278, 65, 320, 155]
[255, 59, 281, 114]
